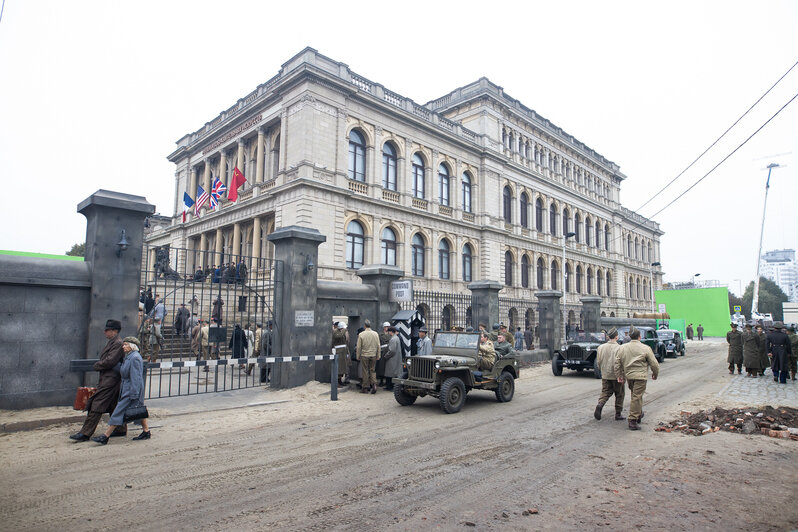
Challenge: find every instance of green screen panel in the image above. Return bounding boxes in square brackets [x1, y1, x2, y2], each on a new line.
[654, 287, 730, 337]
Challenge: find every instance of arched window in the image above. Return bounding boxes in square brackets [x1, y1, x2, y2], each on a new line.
[504, 251, 514, 286]
[411, 233, 425, 276]
[635, 238, 640, 260]
[380, 227, 397, 266]
[462, 172, 472, 213]
[629, 277, 634, 298]
[412, 153, 425, 199]
[550, 203, 558, 236]
[642, 240, 647, 262]
[438, 164, 450, 206]
[438, 240, 450, 280]
[382, 143, 397, 190]
[605, 224, 611, 252]
[503, 186, 512, 223]
[565, 263, 572, 292]
[585, 216, 591, 246]
[551, 260, 559, 290]
[574, 213, 581, 242]
[587, 267, 593, 294]
[627, 235, 633, 257]
[636, 278, 641, 299]
[536, 258, 544, 289]
[519, 192, 529, 228]
[576, 265, 583, 294]
[595, 221, 601, 249]
[648, 243, 653, 262]
[462, 244, 473, 282]
[643, 279, 648, 300]
[345, 220, 364, 269]
[521, 255, 530, 288]
[606, 272, 612, 297]
[563, 208, 570, 235]
[596, 269, 602, 296]
[535, 197, 544, 231]
[441, 306, 452, 331]
[348, 130, 366, 182]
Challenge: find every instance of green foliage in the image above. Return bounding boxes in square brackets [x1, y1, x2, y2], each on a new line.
[66, 242, 85, 257]
[728, 292, 743, 315]
[741, 277, 788, 321]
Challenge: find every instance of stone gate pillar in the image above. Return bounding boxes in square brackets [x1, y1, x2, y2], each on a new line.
[536, 290, 563, 357]
[580, 296, 602, 333]
[468, 280, 503, 330]
[356, 265, 404, 327]
[267, 226, 326, 388]
[78, 190, 155, 359]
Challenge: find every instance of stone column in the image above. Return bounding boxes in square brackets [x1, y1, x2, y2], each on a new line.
[357, 265, 404, 329]
[189, 167, 198, 219]
[537, 290, 563, 357]
[202, 161, 211, 214]
[237, 139, 246, 179]
[256, 128, 265, 184]
[232, 223, 241, 261]
[78, 190, 155, 358]
[252, 217, 262, 268]
[467, 280, 502, 329]
[199, 232, 208, 269]
[215, 228, 223, 265]
[219, 150, 227, 187]
[580, 296, 602, 332]
[267, 226, 326, 388]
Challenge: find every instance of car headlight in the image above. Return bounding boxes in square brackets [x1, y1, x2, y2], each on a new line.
[435, 361, 441, 369]
[406, 358, 412, 366]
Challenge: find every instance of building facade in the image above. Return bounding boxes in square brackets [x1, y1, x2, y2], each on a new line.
[147, 47, 663, 332]
[761, 249, 798, 302]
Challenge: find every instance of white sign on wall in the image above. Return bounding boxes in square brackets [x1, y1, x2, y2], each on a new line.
[294, 310, 315, 327]
[658, 304, 666, 313]
[390, 280, 413, 302]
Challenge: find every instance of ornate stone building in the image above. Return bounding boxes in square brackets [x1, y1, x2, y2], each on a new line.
[147, 47, 663, 332]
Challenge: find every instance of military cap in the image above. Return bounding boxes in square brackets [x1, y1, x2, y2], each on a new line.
[419, 327, 428, 333]
[104, 319, 122, 331]
[382, 322, 391, 328]
[607, 327, 618, 338]
[788, 324, 796, 332]
[122, 336, 140, 349]
[773, 321, 784, 329]
[744, 322, 753, 328]
[730, 322, 738, 327]
[628, 325, 638, 335]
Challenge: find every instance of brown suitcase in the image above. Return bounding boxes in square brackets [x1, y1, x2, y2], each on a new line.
[73, 387, 97, 410]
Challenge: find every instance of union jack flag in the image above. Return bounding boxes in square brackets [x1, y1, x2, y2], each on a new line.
[211, 177, 227, 210]
[195, 185, 209, 217]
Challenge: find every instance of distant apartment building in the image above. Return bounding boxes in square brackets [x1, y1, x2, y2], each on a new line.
[760, 249, 798, 302]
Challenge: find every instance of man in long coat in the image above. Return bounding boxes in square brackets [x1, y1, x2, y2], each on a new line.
[767, 322, 793, 384]
[788, 325, 798, 381]
[229, 324, 248, 359]
[756, 324, 769, 376]
[332, 322, 349, 386]
[686, 323, 694, 340]
[383, 327, 402, 390]
[742, 322, 761, 377]
[696, 324, 704, 341]
[70, 319, 126, 441]
[726, 323, 743, 374]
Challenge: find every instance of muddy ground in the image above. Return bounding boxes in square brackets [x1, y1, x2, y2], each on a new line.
[1, 340, 796, 531]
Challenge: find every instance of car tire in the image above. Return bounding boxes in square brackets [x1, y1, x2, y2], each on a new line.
[495, 372, 515, 403]
[593, 358, 602, 379]
[658, 347, 665, 363]
[393, 385, 417, 406]
[439, 377, 466, 414]
[552, 354, 563, 376]
[680, 346, 685, 357]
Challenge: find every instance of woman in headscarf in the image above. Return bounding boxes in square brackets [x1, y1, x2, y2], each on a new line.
[92, 336, 151, 444]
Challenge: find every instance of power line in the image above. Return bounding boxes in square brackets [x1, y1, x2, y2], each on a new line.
[0, 0, 5, 25]
[634, 59, 798, 213]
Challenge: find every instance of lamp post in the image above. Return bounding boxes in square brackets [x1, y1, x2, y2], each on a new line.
[752, 163, 781, 316]
[562, 232, 576, 295]
[649, 261, 661, 312]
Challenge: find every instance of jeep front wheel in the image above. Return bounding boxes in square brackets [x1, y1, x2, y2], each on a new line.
[394, 385, 417, 406]
[552, 354, 563, 376]
[495, 372, 515, 402]
[439, 377, 466, 414]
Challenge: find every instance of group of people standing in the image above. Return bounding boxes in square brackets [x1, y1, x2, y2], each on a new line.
[685, 323, 704, 341]
[727, 321, 795, 383]
[193, 259, 248, 285]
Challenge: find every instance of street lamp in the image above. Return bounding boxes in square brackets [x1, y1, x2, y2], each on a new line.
[649, 261, 661, 312]
[693, 273, 701, 288]
[562, 232, 576, 295]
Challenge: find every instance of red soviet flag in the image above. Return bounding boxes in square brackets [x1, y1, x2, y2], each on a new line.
[228, 166, 247, 202]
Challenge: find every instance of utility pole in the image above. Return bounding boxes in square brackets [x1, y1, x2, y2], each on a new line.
[752, 163, 781, 316]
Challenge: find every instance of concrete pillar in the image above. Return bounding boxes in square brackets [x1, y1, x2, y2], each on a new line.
[252, 217, 262, 267]
[202, 161, 211, 214]
[78, 190, 155, 358]
[267, 225, 326, 388]
[215, 228, 223, 265]
[467, 280, 502, 330]
[537, 290, 563, 357]
[356, 265, 404, 329]
[232, 223, 241, 261]
[199, 232, 208, 269]
[256, 128, 265, 184]
[189, 167, 198, 220]
[219, 150, 227, 187]
[580, 296, 602, 332]
[237, 139, 245, 179]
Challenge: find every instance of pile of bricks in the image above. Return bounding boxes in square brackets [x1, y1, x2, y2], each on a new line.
[655, 406, 798, 440]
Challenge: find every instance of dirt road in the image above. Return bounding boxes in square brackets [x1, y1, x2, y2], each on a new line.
[1, 341, 796, 531]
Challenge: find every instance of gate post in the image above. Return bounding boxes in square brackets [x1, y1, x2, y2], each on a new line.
[467, 280, 503, 330]
[580, 296, 602, 333]
[356, 265, 404, 327]
[536, 290, 563, 358]
[267, 226, 326, 388]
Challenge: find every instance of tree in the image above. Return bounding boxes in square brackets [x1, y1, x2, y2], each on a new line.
[728, 292, 743, 315]
[741, 277, 788, 321]
[66, 242, 85, 257]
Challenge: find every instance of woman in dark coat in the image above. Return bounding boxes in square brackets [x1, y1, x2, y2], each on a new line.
[229, 324, 248, 359]
[92, 337, 150, 444]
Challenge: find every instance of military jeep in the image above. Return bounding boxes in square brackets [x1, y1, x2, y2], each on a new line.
[393, 331, 520, 414]
[551, 331, 606, 378]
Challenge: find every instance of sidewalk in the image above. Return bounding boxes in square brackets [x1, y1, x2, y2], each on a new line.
[718, 373, 798, 407]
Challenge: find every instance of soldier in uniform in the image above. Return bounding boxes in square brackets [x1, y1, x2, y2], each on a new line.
[376, 322, 391, 387]
[787, 325, 798, 381]
[493, 331, 515, 359]
[726, 323, 743, 374]
[356, 319, 381, 394]
[138, 318, 151, 361]
[686, 323, 694, 340]
[416, 327, 433, 356]
[756, 324, 769, 376]
[767, 322, 793, 384]
[742, 322, 762, 377]
[332, 322, 349, 386]
[477, 333, 496, 371]
[696, 324, 704, 341]
[614, 326, 659, 430]
[594, 328, 625, 421]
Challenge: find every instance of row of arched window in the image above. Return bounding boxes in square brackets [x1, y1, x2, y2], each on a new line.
[627, 275, 653, 301]
[348, 130, 475, 212]
[503, 251, 613, 296]
[625, 233, 655, 263]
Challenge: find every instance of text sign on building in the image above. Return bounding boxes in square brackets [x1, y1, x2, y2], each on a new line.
[390, 280, 413, 302]
[295, 310, 315, 327]
[733, 305, 742, 313]
[658, 304, 666, 313]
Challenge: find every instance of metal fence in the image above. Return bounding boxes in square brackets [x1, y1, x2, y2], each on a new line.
[138, 245, 281, 398]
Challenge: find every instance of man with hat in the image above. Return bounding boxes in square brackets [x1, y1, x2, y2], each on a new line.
[332, 322, 349, 386]
[69, 319, 126, 442]
[766, 322, 793, 384]
[614, 326, 659, 430]
[756, 324, 769, 376]
[787, 324, 798, 381]
[594, 328, 625, 421]
[417, 327, 433, 356]
[726, 322, 744, 375]
[356, 319, 381, 394]
[742, 321, 762, 377]
[376, 322, 391, 387]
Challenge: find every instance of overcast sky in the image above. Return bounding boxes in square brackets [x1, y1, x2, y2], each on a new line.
[1, 1, 796, 295]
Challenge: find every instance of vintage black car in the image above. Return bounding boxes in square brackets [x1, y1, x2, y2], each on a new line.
[616, 326, 666, 362]
[551, 331, 607, 378]
[656, 329, 685, 357]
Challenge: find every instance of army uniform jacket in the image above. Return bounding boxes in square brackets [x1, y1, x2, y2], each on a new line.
[596, 341, 621, 380]
[742, 330, 761, 369]
[356, 329, 381, 359]
[614, 339, 659, 381]
[726, 329, 743, 364]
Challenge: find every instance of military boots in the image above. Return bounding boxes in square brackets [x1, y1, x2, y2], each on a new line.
[628, 420, 640, 430]
[594, 402, 605, 420]
[615, 410, 626, 421]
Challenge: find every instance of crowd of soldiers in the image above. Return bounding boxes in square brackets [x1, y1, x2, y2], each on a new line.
[191, 259, 248, 285]
[727, 320, 796, 383]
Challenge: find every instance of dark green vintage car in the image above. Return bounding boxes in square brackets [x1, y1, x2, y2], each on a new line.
[616, 326, 666, 363]
[551, 331, 607, 378]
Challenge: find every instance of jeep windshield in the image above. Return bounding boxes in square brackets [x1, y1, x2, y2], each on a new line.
[567, 331, 606, 343]
[433, 332, 479, 349]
